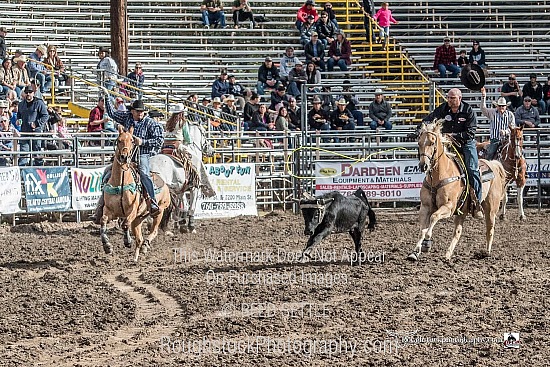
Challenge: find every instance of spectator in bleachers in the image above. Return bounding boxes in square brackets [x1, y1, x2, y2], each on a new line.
[330, 98, 355, 142]
[28, 45, 50, 94]
[87, 97, 107, 134]
[288, 96, 302, 128]
[468, 40, 486, 69]
[227, 74, 247, 109]
[321, 85, 335, 113]
[209, 97, 225, 130]
[115, 97, 127, 112]
[231, 0, 256, 29]
[335, 80, 363, 126]
[55, 114, 73, 149]
[243, 92, 260, 131]
[279, 46, 301, 86]
[0, 27, 7, 59]
[269, 85, 291, 111]
[372, 2, 398, 45]
[296, 0, 318, 32]
[305, 62, 321, 95]
[287, 61, 307, 98]
[300, 15, 318, 46]
[304, 33, 326, 71]
[44, 45, 68, 88]
[0, 99, 11, 123]
[316, 11, 336, 47]
[360, 0, 375, 43]
[197, 96, 212, 127]
[369, 88, 393, 132]
[9, 100, 20, 132]
[26, 79, 43, 100]
[275, 105, 299, 132]
[211, 70, 229, 99]
[13, 55, 30, 92]
[501, 74, 522, 111]
[256, 57, 280, 96]
[0, 108, 19, 166]
[457, 50, 469, 68]
[327, 31, 352, 72]
[17, 85, 48, 166]
[433, 37, 460, 79]
[96, 46, 118, 91]
[201, 0, 227, 29]
[307, 96, 330, 133]
[515, 96, 540, 128]
[249, 104, 275, 131]
[543, 76, 550, 114]
[522, 73, 545, 114]
[126, 62, 145, 99]
[0, 58, 18, 101]
[480, 87, 516, 160]
[221, 94, 238, 130]
[323, 2, 338, 29]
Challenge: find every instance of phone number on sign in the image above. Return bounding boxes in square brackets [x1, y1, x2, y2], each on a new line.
[201, 201, 246, 210]
[363, 190, 402, 198]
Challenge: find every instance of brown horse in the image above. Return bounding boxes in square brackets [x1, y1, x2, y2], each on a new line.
[100, 125, 171, 262]
[408, 122, 507, 261]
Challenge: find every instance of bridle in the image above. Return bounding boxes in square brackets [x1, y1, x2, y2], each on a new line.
[501, 128, 524, 180]
[418, 130, 445, 173]
[187, 120, 214, 157]
[115, 135, 137, 169]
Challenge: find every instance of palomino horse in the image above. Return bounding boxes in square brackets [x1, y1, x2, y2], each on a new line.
[150, 120, 215, 233]
[100, 125, 171, 261]
[408, 122, 507, 261]
[479, 127, 527, 220]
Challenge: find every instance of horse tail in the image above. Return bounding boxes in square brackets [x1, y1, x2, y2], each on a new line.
[160, 201, 174, 231]
[492, 160, 508, 195]
[355, 188, 377, 231]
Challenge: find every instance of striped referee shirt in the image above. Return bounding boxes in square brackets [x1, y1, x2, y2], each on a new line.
[104, 98, 164, 156]
[480, 96, 516, 140]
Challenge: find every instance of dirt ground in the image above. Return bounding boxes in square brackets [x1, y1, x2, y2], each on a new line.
[0, 207, 548, 366]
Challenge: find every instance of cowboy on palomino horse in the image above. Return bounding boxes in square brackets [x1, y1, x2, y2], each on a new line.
[94, 94, 164, 223]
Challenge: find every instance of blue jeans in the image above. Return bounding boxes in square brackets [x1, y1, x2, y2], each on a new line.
[437, 64, 460, 78]
[535, 99, 546, 114]
[287, 81, 302, 96]
[369, 120, 392, 130]
[379, 26, 390, 38]
[462, 139, 482, 202]
[333, 122, 356, 143]
[256, 81, 279, 96]
[202, 10, 226, 27]
[486, 138, 500, 160]
[138, 154, 158, 207]
[327, 58, 348, 72]
[351, 110, 364, 126]
[18, 133, 44, 166]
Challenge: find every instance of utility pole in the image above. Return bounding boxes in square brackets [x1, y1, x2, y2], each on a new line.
[110, 0, 128, 76]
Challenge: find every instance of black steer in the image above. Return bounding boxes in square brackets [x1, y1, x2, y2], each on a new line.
[298, 188, 376, 265]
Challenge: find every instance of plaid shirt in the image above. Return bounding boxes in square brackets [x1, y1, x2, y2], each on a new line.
[104, 98, 164, 156]
[433, 45, 457, 68]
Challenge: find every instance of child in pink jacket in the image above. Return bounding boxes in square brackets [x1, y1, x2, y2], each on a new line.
[373, 2, 398, 42]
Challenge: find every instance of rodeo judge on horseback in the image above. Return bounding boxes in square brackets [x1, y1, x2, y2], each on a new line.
[101, 89, 164, 216]
[410, 87, 483, 219]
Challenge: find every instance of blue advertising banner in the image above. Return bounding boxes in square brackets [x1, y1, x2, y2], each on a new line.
[22, 167, 71, 213]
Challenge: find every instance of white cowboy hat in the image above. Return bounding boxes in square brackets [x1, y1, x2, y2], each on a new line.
[36, 45, 47, 55]
[494, 97, 511, 107]
[13, 55, 27, 63]
[170, 103, 186, 113]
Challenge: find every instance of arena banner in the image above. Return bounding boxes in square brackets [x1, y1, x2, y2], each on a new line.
[0, 167, 22, 214]
[314, 160, 424, 201]
[195, 163, 257, 218]
[524, 158, 550, 186]
[21, 167, 71, 213]
[71, 167, 105, 211]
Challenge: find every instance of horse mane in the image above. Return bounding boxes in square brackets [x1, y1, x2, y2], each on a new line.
[166, 112, 184, 133]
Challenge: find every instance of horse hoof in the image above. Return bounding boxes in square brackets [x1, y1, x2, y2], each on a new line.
[499, 214, 506, 221]
[180, 226, 188, 234]
[190, 228, 197, 234]
[165, 230, 174, 237]
[124, 239, 133, 249]
[407, 252, 420, 261]
[421, 240, 433, 252]
[519, 215, 526, 221]
[103, 243, 112, 255]
[142, 241, 150, 255]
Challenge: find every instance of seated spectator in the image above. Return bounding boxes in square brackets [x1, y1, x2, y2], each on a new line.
[44, 45, 68, 88]
[330, 98, 355, 142]
[0, 27, 6, 60]
[209, 97, 228, 131]
[126, 62, 145, 99]
[501, 74, 523, 111]
[115, 97, 127, 111]
[28, 45, 50, 94]
[232, 0, 256, 29]
[275, 106, 299, 132]
[515, 96, 540, 128]
[287, 97, 302, 128]
[198, 96, 212, 127]
[323, 2, 338, 29]
[212, 70, 229, 99]
[321, 85, 335, 113]
[305, 62, 321, 95]
[522, 73, 545, 114]
[304, 33, 326, 71]
[243, 92, 260, 131]
[9, 100, 20, 132]
[335, 80, 363, 126]
[300, 15, 317, 46]
[96, 46, 118, 91]
[369, 89, 392, 132]
[0, 58, 17, 101]
[307, 96, 330, 132]
[327, 31, 352, 72]
[221, 94, 238, 130]
[433, 37, 460, 79]
[228, 74, 247, 109]
[0, 111, 19, 166]
[269, 85, 291, 111]
[201, 0, 227, 29]
[88, 97, 107, 133]
[13, 55, 30, 93]
[457, 50, 469, 68]
[249, 104, 275, 131]
[0, 99, 11, 123]
[543, 76, 550, 114]
[256, 57, 280, 96]
[56, 115, 73, 149]
[316, 11, 336, 47]
[296, 0, 318, 32]
[287, 61, 307, 97]
[279, 46, 301, 86]
[468, 40, 486, 69]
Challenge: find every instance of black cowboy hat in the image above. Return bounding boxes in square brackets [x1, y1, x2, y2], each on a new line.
[128, 99, 148, 112]
[461, 63, 485, 91]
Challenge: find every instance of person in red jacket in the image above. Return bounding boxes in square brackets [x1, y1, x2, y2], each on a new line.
[296, 0, 318, 32]
[327, 31, 352, 72]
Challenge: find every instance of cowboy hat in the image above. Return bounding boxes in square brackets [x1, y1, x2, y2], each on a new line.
[374, 88, 384, 95]
[36, 45, 47, 55]
[493, 97, 511, 107]
[224, 94, 236, 101]
[170, 102, 186, 113]
[212, 97, 222, 104]
[461, 63, 485, 91]
[13, 55, 27, 63]
[128, 99, 148, 112]
[337, 98, 347, 105]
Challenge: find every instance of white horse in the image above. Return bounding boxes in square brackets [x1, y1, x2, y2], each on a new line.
[150, 121, 215, 233]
